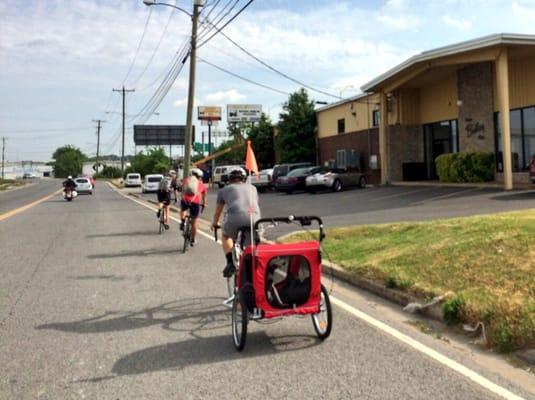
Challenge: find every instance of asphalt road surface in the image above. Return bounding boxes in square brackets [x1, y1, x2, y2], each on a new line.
[0, 179, 60, 214]
[1, 183, 533, 399]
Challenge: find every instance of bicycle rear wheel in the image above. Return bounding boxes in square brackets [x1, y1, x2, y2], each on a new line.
[312, 285, 332, 340]
[182, 218, 191, 253]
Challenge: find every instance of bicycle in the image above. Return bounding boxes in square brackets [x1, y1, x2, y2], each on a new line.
[158, 206, 166, 234]
[181, 204, 204, 253]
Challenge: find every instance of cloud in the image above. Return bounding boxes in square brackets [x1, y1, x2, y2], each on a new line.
[441, 15, 472, 31]
[204, 89, 246, 104]
[512, 0, 535, 17]
[173, 97, 188, 107]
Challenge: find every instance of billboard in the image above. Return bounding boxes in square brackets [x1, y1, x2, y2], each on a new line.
[198, 106, 222, 121]
[133, 125, 195, 146]
[227, 104, 262, 122]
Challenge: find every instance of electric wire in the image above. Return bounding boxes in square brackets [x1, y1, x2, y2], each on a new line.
[122, 7, 153, 85]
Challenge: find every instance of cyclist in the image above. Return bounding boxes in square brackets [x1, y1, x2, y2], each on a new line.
[211, 167, 261, 277]
[156, 170, 174, 230]
[180, 168, 207, 247]
[170, 170, 180, 203]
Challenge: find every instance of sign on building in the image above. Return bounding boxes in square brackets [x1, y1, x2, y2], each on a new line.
[227, 104, 262, 122]
[133, 125, 195, 146]
[198, 106, 222, 121]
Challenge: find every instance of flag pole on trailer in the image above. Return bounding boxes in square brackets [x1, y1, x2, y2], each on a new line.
[245, 140, 259, 257]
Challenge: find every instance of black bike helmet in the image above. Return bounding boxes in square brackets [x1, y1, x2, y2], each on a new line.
[228, 167, 246, 182]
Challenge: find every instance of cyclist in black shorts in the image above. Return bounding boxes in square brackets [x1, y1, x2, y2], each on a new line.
[156, 170, 175, 229]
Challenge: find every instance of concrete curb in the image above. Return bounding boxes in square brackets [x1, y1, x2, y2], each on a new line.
[391, 180, 534, 190]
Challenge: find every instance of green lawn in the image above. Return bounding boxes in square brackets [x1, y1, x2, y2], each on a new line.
[287, 210, 535, 351]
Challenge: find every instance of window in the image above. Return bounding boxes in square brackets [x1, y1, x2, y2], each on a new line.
[495, 106, 535, 172]
[372, 110, 380, 127]
[336, 149, 347, 169]
[337, 118, 345, 134]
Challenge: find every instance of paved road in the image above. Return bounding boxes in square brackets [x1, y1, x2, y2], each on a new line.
[0, 179, 60, 214]
[135, 184, 535, 229]
[1, 183, 533, 399]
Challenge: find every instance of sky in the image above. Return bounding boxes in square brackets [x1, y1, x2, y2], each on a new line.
[1, 0, 535, 162]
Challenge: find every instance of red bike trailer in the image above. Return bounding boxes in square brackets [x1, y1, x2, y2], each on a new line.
[231, 216, 332, 351]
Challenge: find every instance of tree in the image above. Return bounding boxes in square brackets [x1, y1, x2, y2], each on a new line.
[52, 145, 86, 178]
[127, 147, 170, 177]
[248, 114, 274, 168]
[276, 88, 317, 163]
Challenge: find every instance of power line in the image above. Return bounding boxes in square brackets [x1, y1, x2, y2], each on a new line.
[122, 7, 153, 85]
[197, 0, 238, 43]
[198, 56, 290, 96]
[200, 23, 341, 100]
[198, 0, 254, 48]
[0, 126, 93, 134]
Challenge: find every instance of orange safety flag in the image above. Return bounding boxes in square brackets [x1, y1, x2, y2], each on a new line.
[245, 140, 259, 175]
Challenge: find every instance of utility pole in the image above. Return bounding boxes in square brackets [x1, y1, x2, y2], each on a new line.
[92, 119, 106, 172]
[1, 137, 5, 181]
[183, 0, 204, 179]
[112, 86, 135, 173]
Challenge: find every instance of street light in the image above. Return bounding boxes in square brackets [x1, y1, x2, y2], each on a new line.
[143, 0, 205, 179]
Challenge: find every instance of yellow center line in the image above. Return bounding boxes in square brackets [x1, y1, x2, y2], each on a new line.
[0, 189, 62, 222]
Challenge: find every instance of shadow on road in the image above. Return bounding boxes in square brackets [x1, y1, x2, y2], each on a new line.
[67, 274, 126, 281]
[87, 231, 157, 239]
[87, 247, 180, 259]
[36, 297, 228, 335]
[489, 191, 535, 201]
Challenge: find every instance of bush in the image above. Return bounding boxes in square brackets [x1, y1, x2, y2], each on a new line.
[435, 152, 494, 183]
[95, 166, 123, 179]
[442, 295, 465, 325]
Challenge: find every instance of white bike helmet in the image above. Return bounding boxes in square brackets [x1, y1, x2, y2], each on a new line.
[169, 169, 177, 177]
[228, 167, 246, 182]
[68, 175, 72, 179]
[191, 168, 203, 178]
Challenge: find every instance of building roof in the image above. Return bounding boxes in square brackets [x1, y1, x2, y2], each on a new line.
[361, 33, 535, 92]
[314, 92, 372, 113]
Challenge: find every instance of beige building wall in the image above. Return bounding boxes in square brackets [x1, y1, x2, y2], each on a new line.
[419, 73, 458, 124]
[493, 54, 535, 111]
[317, 94, 379, 139]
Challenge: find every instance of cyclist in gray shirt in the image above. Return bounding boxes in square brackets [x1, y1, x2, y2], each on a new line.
[212, 167, 261, 277]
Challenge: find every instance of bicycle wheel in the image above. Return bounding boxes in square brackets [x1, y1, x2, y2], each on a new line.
[231, 292, 248, 351]
[182, 218, 191, 253]
[159, 216, 164, 234]
[312, 285, 332, 340]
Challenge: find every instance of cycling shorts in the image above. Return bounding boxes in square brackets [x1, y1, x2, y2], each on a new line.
[181, 200, 201, 219]
[157, 191, 171, 205]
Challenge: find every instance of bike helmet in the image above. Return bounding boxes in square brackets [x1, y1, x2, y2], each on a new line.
[228, 167, 246, 182]
[68, 175, 72, 179]
[191, 168, 203, 178]
[168, 170, 177, 176]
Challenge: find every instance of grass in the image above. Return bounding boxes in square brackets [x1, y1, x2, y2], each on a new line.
[0, 179, 24, 191]
[286, 209, 535, 351]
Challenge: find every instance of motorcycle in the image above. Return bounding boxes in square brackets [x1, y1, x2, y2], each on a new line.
[63, 187, 78, 201]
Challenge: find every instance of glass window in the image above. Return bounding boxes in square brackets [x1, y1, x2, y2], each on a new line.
[337, 118, 345, 134]
[523, 107, 535, 169]
[451, 120, 458, 153]
[511, 110, 522, 171]
[373, 110, 380, 127]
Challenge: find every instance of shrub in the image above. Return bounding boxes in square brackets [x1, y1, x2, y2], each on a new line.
[435, 152, 494, 183]
[95, 166, 123, 179]
[442, 295, 465, 325]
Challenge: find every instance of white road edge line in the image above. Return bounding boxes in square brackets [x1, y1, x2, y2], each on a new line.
[109, 183, 525, 400]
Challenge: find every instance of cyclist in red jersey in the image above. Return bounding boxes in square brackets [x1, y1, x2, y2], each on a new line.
[180, 168, 207, 246]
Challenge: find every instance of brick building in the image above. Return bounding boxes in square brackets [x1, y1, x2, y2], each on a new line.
[316, 34, 535, 189]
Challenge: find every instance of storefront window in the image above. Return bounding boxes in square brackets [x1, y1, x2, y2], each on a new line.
[495, 106, 535, 172]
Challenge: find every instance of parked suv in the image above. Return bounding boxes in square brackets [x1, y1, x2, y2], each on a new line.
[125, 173, 142, 187]
[272, 163, 312, 187]
[142, 174, 164, 193]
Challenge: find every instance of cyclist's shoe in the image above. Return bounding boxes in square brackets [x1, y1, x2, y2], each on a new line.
[164, 224, 170, 230]
[222, 263, 236, 278]
[156, 209, 161, 219]
[190, 240, 196, 247]
[179, 221, 184, 231]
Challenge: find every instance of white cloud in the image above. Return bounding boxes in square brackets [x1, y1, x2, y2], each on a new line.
[204, 89, 246, 104]
[441, 15, 473, 31]
[173, 97, 189, 107]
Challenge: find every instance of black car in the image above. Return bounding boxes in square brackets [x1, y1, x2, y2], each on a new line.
[271, 162, 312, 186]
[275, 166, 321, 194]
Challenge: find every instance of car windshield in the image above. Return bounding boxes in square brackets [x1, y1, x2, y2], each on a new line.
[148, 177, 162, 183]
[273, 166, 287, 176]
[288, 167, 311, 176]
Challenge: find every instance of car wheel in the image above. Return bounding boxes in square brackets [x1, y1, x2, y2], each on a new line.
[359, 176, 367, 189]
[217, 183, 224, 188]
[308, 189, 316, 194]
[332, 179, 342, 192]
[286, 190, 293, 195]
[257, 187, 266, 193]
[89, 191, 93, 195]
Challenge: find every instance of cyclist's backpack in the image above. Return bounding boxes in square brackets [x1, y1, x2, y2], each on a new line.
[184, 175, 199, 196]
[159, 178, 169, 192]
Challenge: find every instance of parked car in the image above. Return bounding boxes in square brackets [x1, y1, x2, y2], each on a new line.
[275, 166, 322, 194]
[306, 167, 367, 193]
[125, 173, 142, 187]
[142, 174, 164, 193]
[74, 177, 93, 194]
[272, 162, 313, 185]
[251, 168, 273, 193]
[530, 155, 535, 183]
[213, 165, 242, 188]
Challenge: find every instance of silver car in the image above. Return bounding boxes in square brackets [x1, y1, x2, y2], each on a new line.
[74, 177, 93, 194]
[251, 168, 273, 193]
[305, 167, 367, 193]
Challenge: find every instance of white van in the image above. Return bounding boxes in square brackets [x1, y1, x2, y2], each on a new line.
[213, 165, 242, 188]
[125, 173, 142, 187]
[142, 174, 164, 193]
